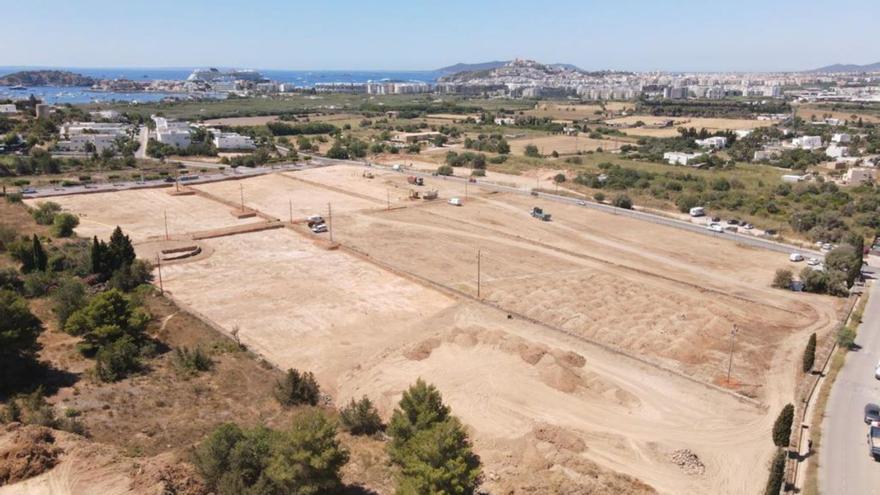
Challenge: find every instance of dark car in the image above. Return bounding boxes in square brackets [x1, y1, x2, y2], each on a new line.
[865, 403, 880, 424]
[711, 216, 721, 222]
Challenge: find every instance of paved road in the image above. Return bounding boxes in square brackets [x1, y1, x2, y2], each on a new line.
[310, 156, 824, 259]
[135, 125, 149, 159]
[820, 267, 880, 494]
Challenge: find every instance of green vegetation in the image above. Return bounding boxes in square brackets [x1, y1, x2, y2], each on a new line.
[172, 346, 214, 375]
[772, 403, 794, 447]
[803, 333, 817, 373]
[339, 396, 383, 436]
[274, 368, 321, 407]
[764, 448, 786, 495]
[838, 326, 856, 350]
[523, 144, 540, 158]
[638, 99, 790, 119]
[387, 379, 481, 494]
[772, 269, 793, 289]
[0, 289, 43, 394]
[267, 121, 337, 136]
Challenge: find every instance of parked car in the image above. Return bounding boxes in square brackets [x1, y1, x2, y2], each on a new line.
[576, 200, 586, 206]
[448, 197, 462, 206]
[765, 229, 778, 236]
[789, 253, 804, 262]
[727, 219, 740, 225]
[707, 223, 724, 233]
[807, 257, 820, 266]
[866, 403, 880, 424]
[711, 216, 721, 222]
[743, 223, 754, 230]
[875, 361, 880, 380]
[310, 223, 328, 234]
[822, 243, 833, 252]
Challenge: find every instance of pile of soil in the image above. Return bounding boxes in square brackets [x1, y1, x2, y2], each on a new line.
[669, 448, 705, 476]
[0, 424, 63, 485]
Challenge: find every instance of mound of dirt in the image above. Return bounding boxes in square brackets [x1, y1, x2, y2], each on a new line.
[131, 455, 208, 495]
[532, 423, 586, 453]
[403, 337, 441, 360]
[0, 424, 62, 485]
[669, 449, 705, 476]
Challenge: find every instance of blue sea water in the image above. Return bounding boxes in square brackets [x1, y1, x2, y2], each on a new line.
[0, 66, 442, 104]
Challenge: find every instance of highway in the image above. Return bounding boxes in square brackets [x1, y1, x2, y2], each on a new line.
[819, 266, 880, 495]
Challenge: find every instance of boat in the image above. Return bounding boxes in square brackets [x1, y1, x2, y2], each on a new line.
[9, 85, 26, 90]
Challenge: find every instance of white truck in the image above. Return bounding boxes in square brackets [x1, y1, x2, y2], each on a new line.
[448, 197, 462, 206]
[689, 206, 705, 217]
[868, 422, 880, 459]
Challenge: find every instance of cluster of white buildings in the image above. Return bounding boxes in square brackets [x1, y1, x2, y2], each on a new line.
[153, 116, 193, 149]
[55, 121, 132, 153]
[695, 136, 728, 149]
[366, 82, 432, 95]
[0, 104, 17, 114]
[663, 151, 706, 166]
[210, 129, 255, 150]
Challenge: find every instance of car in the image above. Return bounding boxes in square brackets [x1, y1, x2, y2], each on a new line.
[866, 403, 880, 424]
[310, 223, 328, 233]
[743, 223, 754, 230]
[707, 223, 724, 233]
[822, 243, 833, 251]
[765, 229, 778, 236]
[789, 253, 804, 262]
[164, 177, 175, 183]
[21, 187, 37, 194]
[727, 219, 740, 225]
[875, 362, 880, 380]
[306, 215, 324, 225]
[807, 257, 820, 266]
[711, 216, 721, 222]
[576, 200, 586, 206]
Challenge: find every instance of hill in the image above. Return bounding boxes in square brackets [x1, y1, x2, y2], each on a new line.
[436, 61, 509, 75]
[809, 62, 880, 73]
[0, 70, 96, 86]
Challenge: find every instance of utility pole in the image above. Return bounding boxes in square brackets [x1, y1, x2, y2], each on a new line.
[328, 202, 333, 242]
[155, 254, 164, 295]
[727, 324, 738, 384]
[476, 249, 481, 299]
[240, 183, 245, 211]
[163, 209, 169, 240]
[289, 199, 293, 223]
[387, 190, 390, 210]
[465, 180, 468, 199]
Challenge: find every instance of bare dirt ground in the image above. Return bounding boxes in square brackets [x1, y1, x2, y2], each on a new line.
[605, 116, 775, 138]
[24, 189, 261, 243]
[42, 164, 844, 494]
[508, 134, 629, 155]
[526, 102, 633, 120]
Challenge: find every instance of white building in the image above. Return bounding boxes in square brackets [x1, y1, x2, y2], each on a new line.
[793, 135, 823, 150]
[831, 133, 851, 144]
[211, 131, 255, 150]
[695, 136, 728, 149]
[0, 104, 17, 114]
[56, 134, 118, 153]
[153, 115, 193, 149]
[493, 117, 515, 125]
[663, 151, 705, 166]
[89, 110, 121, 120]
[734, 129, 753, 139]
[825, 144, 848, 159]
[59, 122, 129, 137]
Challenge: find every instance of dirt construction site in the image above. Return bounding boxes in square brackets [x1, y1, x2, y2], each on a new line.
[26, 162, 844, 494]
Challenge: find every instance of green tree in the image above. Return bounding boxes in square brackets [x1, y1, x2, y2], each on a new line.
[764, 448, 786, 495]
[838, 326, 856, 350]
[266, 410, 349, 494]
[523, 144, 540, 158]
[108, 226, 135, 271]
[32, 235, 47, 272]
[340, 396, 383, 436]
[52, 276, 87, 327]
[388, 379, 450, 460]
[396, 416, 481, 495]
[772, 269, 793, 289]
[31, 201, 61, 225]
[612, 194, 633, 209]
[803, 333, 816, 373]
[0, 289, 43, 392]
[94, 334, 141, 382]
[274, 368, 320, 407]
[437, 165, 453, 176]
[64, 288, 150, 355]
[51, 213, 79, 237]
[772, 403, 794, 447]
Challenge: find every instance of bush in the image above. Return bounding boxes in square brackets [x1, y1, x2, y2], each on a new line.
[764, 448, 786, 495]
[0, 290, 43, 394]
[95, 335, 141, 382]
[0, 268, 23, 293]
[772, 403, 794, 447]
[51, 277, 87, 327]
[340, 396, 383, 436]
[51, 213, 79, 237]
[437, 165, 453, 176]
[64, 288, 150, 355]
[838, 326, 856, 350]
[274, 368, 320, 407]
[107, 259, 153, 292]
[612, 194, 633, 209]
[31, 202, 61, 225]
[22, 270, 56, 298]
[593, 192, 606, 202]
[173, 346, 213, 375]
[803, 333, 816, 373]
[772, 269, 793, 289]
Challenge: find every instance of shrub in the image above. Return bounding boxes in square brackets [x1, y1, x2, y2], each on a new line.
[612, 194, 633, 209]
[772, 403, 794, 447]
[593, 192, 606, 202]
[523, 144, 540, 158]
[772, 269, 793, 289]
[274, 368, 320, 407]
[31, 202, 61, 225]
[838, 326, 856, 350]
[107, 259, 153, 292]
[22, 270, 56, 298]
[95, 335, 141, 382]
[0, 268, 23, 293]
[64, 288, 150, 355]
[803, 333, 816, 373]
[51, 277, 87, 327]
[0, 290, 43, 393]
[51, 213, 79, 237]
[173, 346, 213, 375]
[0, 224, 17, 252]
[437, 165, 453, 176]
[340, 396, 383, 436]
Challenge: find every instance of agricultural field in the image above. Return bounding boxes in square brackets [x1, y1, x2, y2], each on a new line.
[606, 116, 775, 138]
[44, 163, 843, 494]
[508, 134, 630, 155]
[526, 101, 634, 120]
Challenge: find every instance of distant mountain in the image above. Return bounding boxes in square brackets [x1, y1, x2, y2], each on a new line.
[436, 61, 509, 75]
[0, 70, 96, 87]
[809, 62, 880, 73]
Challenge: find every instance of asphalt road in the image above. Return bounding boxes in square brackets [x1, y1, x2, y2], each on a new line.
[820, 267, 880, 494]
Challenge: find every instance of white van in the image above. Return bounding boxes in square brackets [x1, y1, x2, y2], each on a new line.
[689, 206, 705, 217]
[448, 197, 462, 206]
[789, 253, 804, 262]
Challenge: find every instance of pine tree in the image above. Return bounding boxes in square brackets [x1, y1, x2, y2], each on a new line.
[32, 235, 47, 272]
[802, 333, 817, 373]
[772, 403, 794, 447]
[108, 226, 135, 271]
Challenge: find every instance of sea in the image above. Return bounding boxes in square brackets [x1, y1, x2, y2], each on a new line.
[0, 67, 443, 105]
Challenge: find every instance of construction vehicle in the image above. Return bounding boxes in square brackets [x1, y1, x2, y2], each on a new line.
[407, 176, 424, 186]
[422, 190, 438, 200]
[531, 206, 551, 221]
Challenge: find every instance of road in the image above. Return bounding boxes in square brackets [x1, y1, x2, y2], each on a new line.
[820, 267, 880, 495]
[135, 125, 149, 159]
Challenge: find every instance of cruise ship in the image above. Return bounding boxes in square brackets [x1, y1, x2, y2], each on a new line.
[186, 68, 265, 82]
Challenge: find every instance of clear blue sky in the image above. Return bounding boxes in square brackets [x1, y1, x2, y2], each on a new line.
[4, 0, 878, 72]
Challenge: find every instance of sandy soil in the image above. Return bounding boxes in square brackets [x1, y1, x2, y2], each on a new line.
[508, 134, 628, 155]
[46, 164, 844, 494]
[526, 102, 633, 120]
[25, 189, 261, 243]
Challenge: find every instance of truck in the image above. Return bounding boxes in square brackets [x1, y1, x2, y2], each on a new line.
[869, 422, 880, 459]
[531, 206, 551, 221]
[407, 176, 424, 186]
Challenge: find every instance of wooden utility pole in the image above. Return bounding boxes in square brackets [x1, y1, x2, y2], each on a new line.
[465, 180, 468, 199]
[727, 324, 738, 384]
[163, 209, 169, 240]
[387, 190, 390, 210]
[155, 254, 164, 295]
[240, 184, 245, 211]
[476, 249, 481, 299]
[289, 199, 293, 223]
[328, 202, 333, 242]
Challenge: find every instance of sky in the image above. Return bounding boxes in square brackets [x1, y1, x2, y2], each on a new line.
[3, 0, 878, 72]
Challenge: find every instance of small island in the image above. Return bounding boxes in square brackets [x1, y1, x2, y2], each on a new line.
[0, 70, 96, 87]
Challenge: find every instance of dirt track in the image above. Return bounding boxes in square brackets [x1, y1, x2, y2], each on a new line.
[48, 165, 843, 494]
